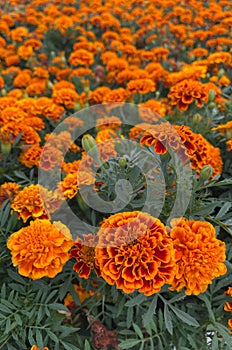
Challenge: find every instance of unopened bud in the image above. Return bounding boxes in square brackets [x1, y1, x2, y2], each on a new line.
[208, 89, 216, 102]
[218, 68, 225, 79]
[47, 81, 53, 89]
[119, 157, 127, 167]
[60, 55, 66, 64]
[1, 142, 11, 155]
[82, 134, 100, 165]
[193, 113, 202, 123]
[208, 102, 216, 109]
[1, 88, 7, 96]
[200, 165, 214, 181]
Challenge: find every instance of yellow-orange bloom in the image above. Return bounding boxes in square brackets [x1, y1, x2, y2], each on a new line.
[127, 78, 156, 95]
[71, 234, 100, 279]
[0, 182, 20, 207]
[169, 219, 227, 295]
[11, 184, 61, 222]
[168, 79, 208, 111]
[31, 346, 49, 350]
[69, 49, 94, 66]
[7, 219, 73, 280]
[95, 212, 176, 296]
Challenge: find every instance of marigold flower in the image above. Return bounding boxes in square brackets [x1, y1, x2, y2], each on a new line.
[88, 86, 111, 105]
[52, 88, 79, 109]
[71, 234, 100, 279]
[11, 184, 61, 222]
[168, 79, 208, 111]
[139, 100, 166, 121]
[127, 78, 156, 95]
[95, 212, 176, 296]
[96, 116, 122, 131]
[31, 346, 49, 350]
[226, 140, 232, 151]
[19, 145, 43, 168]
[0, 182, 20, 207]
[7, 219, 73, 280]
[69, 49, 94, 66]
[169, 219, 227, 295]
[39, 145, 63, 171]
[175, 125, 223, 177]
[103, 88, 129, 103]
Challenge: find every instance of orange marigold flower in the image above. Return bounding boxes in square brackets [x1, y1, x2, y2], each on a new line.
[168, 79, 208, 111]
[226, 140, 232, 151]
[103, 88, 129, 103]
[212, 121, 232, 136]
[7, 219, 73, 280]
[52, 88, 79, 109]
[63, 116, 84, 130]
[69, 49, 94, 66]
[174, 125, 223, 177]
[95, 212, 176, 296]
[0, 122, 41, 145]
[39, 145, 63, 171]
[169, 219, 227, 295]
[88, 87, 111, 105]
[96, 116, 122, 131]
[0, 182, 20, 207]
[140, 123, 186, 155]
[31, 346, 49, 350]
[224, 302, 232, 312]
[71, 233, 100, 279]
[17, 45, 34, 60]
[127, 78, 156, 95]
[26, 79, 47, 97]
[0, 106, 27, 126]
[95, 129, 119, 144]
[139, 100, 166, 121]
[19, 145, 43, 168]
[0, 76, 4, 89]
[207, 52, 232, 66]
[11, 184, 61, 222]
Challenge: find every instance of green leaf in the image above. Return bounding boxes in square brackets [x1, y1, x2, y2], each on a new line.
[119, 339, 141, 349]
[84, 339, 91, 350]
[125, 294, 146, 307]
[164, 304, 173, 335]
[197, 294, 215, 321]
[36, 329, 44, 349]
[211, 332, 219, 350]
[126, 306, 133, 329]
[215, 202, 232, 219]
[7, 270, 25, 285]
[170, 306, 199, 327]
[60, 340, 81, 350]
[214, 322, 232, 347]
[142, 294, 158, 326]
[133, 323, 143, 339]
[47, 330, 59, 343]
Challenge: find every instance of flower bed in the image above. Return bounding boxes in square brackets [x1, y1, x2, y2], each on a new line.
[0, 0, 232, 349]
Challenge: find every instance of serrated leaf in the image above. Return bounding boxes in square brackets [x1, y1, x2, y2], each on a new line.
[125, 294, 146, 307]
[119, 339, 141, 349]
[36, 329, 44, 349]
[170, 306, 199, 327]
[215, 202, 232, 219]
[164, 304, 173, 335]
[142, 294, 158, 327]
[47, 329, 59, 343]
[133, 323, 143, 339]
[61, 340, 81, 350]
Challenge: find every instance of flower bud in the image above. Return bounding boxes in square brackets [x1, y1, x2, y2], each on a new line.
[47, 81, 53, 89]
[82, 134, 100, 164]
[200, 165, 214, 181]
[218, 68, 225, 79]
[119, 157, 127, 167]
[73, 102, 81, 111]
[1, 88, 7, 96]
[1, 142, 11, 155]
[208, 89, 216, 102]
[208, 102, 216, 109]
[193, 113, 202, 123]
